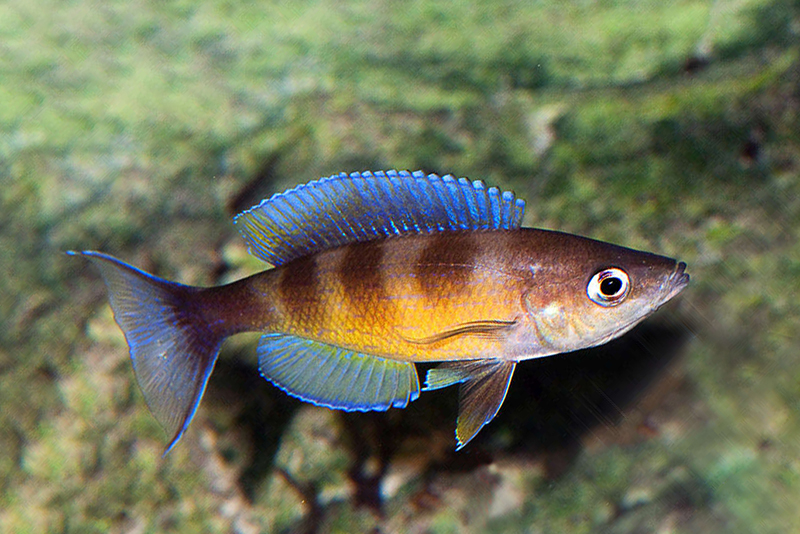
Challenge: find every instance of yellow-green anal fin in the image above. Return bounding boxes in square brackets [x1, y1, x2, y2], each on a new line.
[423, 360, 516, 449]
[257, 334, 420, 411]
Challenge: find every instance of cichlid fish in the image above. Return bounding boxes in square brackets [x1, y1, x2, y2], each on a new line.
[69, 170, 689, 452]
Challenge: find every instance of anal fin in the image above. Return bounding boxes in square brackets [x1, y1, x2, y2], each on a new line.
[258, 334, 420, 412]
[424, 360, 516, 450]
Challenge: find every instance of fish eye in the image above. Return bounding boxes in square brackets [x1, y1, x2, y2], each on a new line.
[587, 268, 630, 307]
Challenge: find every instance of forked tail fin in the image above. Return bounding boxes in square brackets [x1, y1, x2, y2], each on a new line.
[68, 251, 223, 453]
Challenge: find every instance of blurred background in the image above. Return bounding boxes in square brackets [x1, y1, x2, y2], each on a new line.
[2, 0, 799, 532]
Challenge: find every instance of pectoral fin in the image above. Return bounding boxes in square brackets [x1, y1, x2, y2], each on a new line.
[404, 320, 517, 345]
[423, 360, 516, 449]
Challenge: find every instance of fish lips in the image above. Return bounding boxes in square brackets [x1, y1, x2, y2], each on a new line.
[663, 261, 690, 302]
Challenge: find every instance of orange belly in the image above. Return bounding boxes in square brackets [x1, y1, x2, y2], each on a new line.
[261, 232, 529, 362]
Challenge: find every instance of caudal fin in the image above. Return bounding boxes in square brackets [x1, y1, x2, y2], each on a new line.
[69, 251, 223, 453]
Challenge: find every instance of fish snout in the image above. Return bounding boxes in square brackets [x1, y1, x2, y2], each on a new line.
[663, 261, 689, 301]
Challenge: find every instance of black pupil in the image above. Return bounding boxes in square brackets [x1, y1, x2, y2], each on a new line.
[600, 276, 623, 296]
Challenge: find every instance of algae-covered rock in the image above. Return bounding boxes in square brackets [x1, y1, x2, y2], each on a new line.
[2, 0, 799, 532]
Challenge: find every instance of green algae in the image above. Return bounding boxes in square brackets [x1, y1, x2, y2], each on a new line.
[2, 0, 800, 532]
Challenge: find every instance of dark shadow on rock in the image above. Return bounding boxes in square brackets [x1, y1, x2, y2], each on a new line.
[205, 354, 302, 502]
[492, 319, 692, 467]
[718, 0, 799, 58]
[204, 317, 690, 510]
[341, 318, 692, 487]
[228, 150, 284, 216]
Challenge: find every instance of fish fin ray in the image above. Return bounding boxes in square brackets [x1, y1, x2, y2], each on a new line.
[422, 361, 472, 391]
[423, 360, 516, 449]
[258, 333, 420, 411]
[69, 251, 222, 454]
[233, 170, 526, 266]
[405, 319, 517, 345]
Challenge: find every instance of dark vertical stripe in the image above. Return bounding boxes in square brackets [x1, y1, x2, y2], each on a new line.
[339, 241, 385, 318]
[415, 232, 481, 301]
[278, 254, 322, 326]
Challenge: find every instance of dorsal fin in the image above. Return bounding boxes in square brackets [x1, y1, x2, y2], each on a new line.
[233, 170, 526, 266]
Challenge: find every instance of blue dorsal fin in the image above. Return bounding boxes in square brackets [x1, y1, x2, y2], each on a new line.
[234, 170, 526, 266]
[258, 333, 420, 411]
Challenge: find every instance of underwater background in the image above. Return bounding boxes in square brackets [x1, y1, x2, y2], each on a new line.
[2, 0, 799, 532]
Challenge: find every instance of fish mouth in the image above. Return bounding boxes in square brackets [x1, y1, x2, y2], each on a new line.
[663, 261, 689, 301]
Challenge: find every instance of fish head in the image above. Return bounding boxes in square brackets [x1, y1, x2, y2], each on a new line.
[520, 232, 689, 357]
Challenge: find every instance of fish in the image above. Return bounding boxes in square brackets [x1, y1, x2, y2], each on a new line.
[69, 170, 689, 452]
